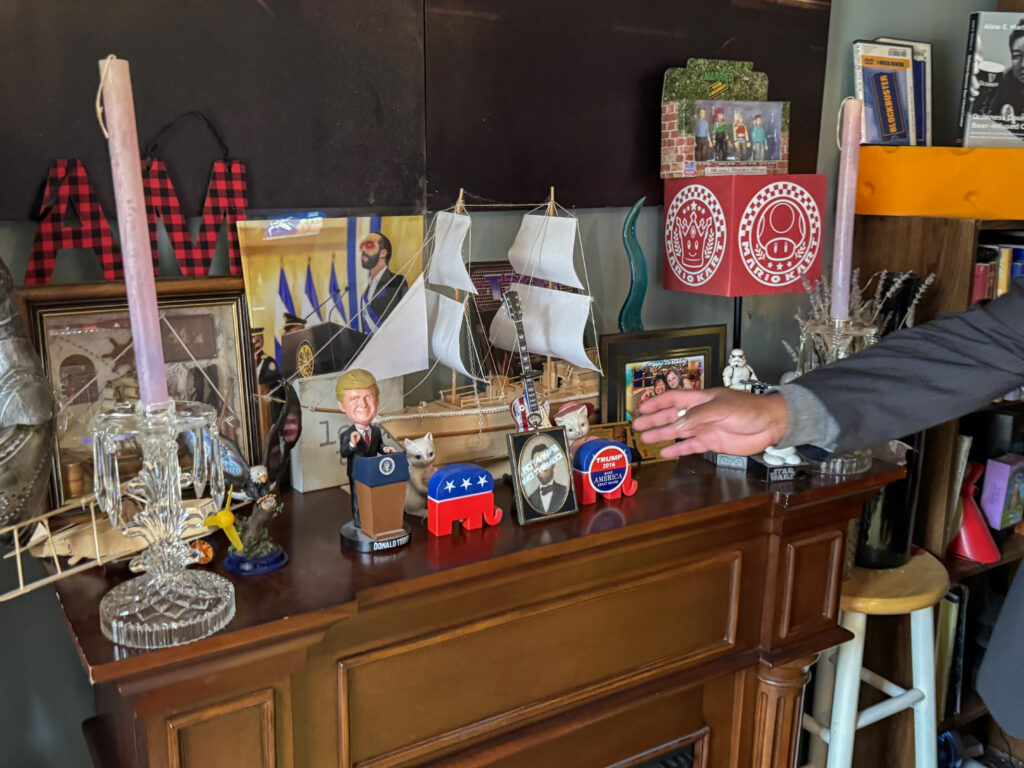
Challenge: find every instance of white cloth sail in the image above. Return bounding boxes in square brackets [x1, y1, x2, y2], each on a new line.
[427, 211, 477, 294]
[508, 214, 583, 290]
[345, 275, 429, 382]
[426, 289, 481, 381]
[488, 283, 597, 372]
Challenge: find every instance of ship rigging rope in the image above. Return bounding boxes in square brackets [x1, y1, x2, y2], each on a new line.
[51, 311, 233, 422]
[260, 389, 600, 422]
[258, 190, 603, 417]
[262, 202, 501, 411]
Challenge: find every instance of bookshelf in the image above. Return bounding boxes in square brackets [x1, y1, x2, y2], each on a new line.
[947, 532, 1024, 581]
[852, 213, 1007, 557]
[939, 692, 987, 733]
[850, 149, 1024, 768]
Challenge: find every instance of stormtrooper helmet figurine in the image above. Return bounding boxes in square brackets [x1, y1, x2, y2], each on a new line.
[722, 348, 758, 392]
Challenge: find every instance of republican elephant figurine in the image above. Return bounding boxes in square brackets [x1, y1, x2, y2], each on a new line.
[427, 463, 503, 537]
[572, 439, 639, 505]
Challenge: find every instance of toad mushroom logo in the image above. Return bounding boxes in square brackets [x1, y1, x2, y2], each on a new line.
[738, 181, 821, 286]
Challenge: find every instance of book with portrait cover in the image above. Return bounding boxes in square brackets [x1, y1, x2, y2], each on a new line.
[852, 40, 916, 145]
[958, 12, 1024, 147]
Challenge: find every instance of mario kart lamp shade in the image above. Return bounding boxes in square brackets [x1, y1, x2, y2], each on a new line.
[663, 175, 825, 347]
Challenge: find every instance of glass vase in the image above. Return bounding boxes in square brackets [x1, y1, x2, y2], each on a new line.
[796, 318, 877, 476]
[92, 399, 234, 649]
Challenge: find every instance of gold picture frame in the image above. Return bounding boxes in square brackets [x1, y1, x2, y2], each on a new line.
[17, 278, 258, 507]
[587, 420, 674, 464]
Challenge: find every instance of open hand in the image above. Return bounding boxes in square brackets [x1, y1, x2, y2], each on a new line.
[632, 387, 790, 459]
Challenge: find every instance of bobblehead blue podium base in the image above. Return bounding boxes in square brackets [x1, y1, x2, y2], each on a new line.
[340, 453, 412, 553]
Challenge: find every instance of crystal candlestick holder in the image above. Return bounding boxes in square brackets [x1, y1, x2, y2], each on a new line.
[795, 318, 878, 476]
[92, 400, 234, 649]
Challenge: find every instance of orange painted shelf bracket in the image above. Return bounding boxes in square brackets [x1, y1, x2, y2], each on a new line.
[855, 146, 1024, 220]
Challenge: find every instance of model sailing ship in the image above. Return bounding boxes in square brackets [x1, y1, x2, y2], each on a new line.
[295, 189, 602, 466]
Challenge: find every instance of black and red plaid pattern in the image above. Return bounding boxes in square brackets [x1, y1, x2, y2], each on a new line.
[143, 158, 191, 274]
[26, 158, 123, 285]
[198, 160, 247, 276]
[143, 159, 248, 276]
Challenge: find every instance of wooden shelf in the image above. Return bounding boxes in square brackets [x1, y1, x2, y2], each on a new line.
[856, 146, 1024, 220]
[946, 533, 1024, 581]
[939, 692, 988, 733]
[978, 219, 1024, 231]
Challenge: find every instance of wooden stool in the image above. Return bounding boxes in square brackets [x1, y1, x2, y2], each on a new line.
[801, 550, 949, 768]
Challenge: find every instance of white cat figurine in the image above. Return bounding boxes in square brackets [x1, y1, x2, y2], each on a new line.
[553, 402, 597, 457]
[404, 432, 436, 518]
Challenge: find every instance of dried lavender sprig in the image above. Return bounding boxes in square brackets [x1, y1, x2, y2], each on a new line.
[871, 272, 910, 325]
[872, 269, 888, 311]
[781, 339, 800, 365]
[898, 272, 935, 329]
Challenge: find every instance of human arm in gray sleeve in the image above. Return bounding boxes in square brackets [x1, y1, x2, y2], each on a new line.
[787, 279, 1024, 456]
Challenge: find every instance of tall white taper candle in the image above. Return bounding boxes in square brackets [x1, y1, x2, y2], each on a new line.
[99, 58, 169, 405]
[831, 98, 863, 322]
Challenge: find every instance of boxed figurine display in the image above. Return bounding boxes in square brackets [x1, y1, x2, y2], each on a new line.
[980, 453, 1024, 529]
[661, 58, 789, 179]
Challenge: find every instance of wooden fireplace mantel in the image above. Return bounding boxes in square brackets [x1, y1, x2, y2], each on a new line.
[54, 458, 901, 768]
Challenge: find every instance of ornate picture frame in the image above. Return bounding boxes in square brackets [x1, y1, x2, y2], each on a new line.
[17, 278, 258, 507]
[506, 426, 578, 525]
[599, 325, 727, 424]
[587, 420, 672, 464]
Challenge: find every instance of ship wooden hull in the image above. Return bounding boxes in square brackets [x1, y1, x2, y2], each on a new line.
[380, 365, 600, 476]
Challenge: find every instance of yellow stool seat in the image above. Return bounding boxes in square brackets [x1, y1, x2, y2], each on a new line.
[840, 550, 949, 616]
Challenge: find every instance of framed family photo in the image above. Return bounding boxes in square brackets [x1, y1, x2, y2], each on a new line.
[17, 277, 259, 507]
[506, 426, 578, 525]
[599, 325, 727, 424]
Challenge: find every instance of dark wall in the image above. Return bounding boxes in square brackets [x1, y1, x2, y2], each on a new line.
[424, 0, 830, 209]
[0, 0, 426, 219]
[0, 1, 828, 215]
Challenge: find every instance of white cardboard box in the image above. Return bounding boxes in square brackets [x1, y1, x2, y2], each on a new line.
[289, 373, 404, 493]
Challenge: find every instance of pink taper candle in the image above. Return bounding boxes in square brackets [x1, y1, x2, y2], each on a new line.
[830, 98, 863, 322]
[99, 58, 168, 404]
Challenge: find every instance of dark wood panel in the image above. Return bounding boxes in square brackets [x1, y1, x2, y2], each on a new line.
[341, 552, 740, 764]
[167, 689, 276, 768]
[415, 682, 708, 768]
[776, 528, 842, 641]
[424, 0, 830, 209]
[852, 214, 980, 556]
[852, 215, 977, 321]
[0, 0, 426, 218]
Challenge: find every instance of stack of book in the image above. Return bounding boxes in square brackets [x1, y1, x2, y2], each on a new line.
[973, 234, 1024, 304]
[935, 583, 970, 723]
[852, 38, 931, 146]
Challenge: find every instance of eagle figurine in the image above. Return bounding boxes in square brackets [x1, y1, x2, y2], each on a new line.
[183, 381, 302, 547]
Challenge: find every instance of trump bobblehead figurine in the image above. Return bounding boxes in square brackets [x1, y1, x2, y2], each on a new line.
[337, 369, 397, 528]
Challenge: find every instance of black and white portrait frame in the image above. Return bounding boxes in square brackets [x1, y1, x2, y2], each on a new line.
[506, 426, 578, 525]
